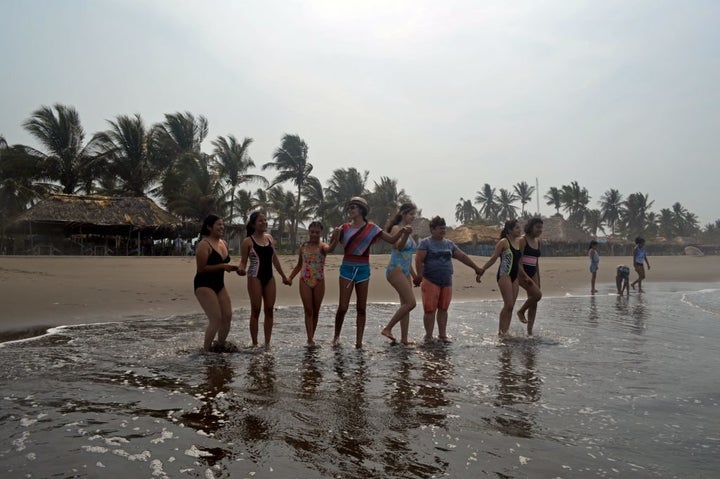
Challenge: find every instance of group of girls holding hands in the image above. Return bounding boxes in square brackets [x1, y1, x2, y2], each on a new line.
[194, 198, 548, 353]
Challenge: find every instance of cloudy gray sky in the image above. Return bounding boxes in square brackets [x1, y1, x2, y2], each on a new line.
[2, 0, 719, 226]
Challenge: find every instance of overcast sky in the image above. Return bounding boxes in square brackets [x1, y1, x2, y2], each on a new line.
[2, 0, 719, 226]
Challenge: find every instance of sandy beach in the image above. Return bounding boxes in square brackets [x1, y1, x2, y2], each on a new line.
[1, 254, 719, 333]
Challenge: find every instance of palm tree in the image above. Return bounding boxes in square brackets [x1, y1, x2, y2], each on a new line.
[211, 135, 267, 225]
[584, 209, 604, 237]
[0, 139, 54, 226]
[671, 202, 699, 236]
[544, 186, 562, 216]
[495, 188, 519, 223]
[657, 208, 675, 238]
[22, 104, 100, 194]
[92, 114, 159, 196]
[599, 188, 623, 236]
[368, 176, 411, 227]
[513, 181, 535, 217]
[302, 175, 331, 234]
[325, 167, 369, 226]
[162, 153, 224, 221]
[235, 189, 254, 224]
[560, 181, 590, 227]
[455, 197, 479, 224]
[620, 192, 654, 239]
[475, 183, 498, 223]
[267, 185, 298, 246]
[153, 112, 210, 206]
[263, 134, 317, 248]
[645, 212, 659, 238]
[152, 111, 208, 167]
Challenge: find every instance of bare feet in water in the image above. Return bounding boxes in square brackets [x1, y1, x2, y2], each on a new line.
[381, 328, 397, 343]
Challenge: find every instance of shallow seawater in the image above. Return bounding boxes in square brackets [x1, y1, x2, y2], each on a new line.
[1, 283, 719, 478]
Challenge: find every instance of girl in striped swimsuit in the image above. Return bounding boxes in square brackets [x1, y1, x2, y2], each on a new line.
[237, 211, 290, 348]
[478, 219, 525, 336]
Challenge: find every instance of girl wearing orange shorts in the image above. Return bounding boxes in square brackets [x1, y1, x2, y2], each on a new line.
[414, 216, 483, 341]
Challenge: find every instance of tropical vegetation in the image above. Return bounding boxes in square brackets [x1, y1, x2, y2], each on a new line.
[1, 103, 719, 251]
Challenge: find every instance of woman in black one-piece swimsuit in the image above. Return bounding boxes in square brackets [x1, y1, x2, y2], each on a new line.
[194, 215, 236, 352]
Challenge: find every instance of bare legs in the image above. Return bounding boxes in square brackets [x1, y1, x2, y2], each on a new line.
[498, 276, 519, 335]
[631, 265, 646, 292]
[248, 277, 277, 348]
[591, 271, 598, 294]
[333, 278, 369, 348]
[195, 287, 232, 351]
[382, 269, 417, 344]
[517, 275, 541, 336]
[299, 280, 325, 345]
[423, 308, 449, 340]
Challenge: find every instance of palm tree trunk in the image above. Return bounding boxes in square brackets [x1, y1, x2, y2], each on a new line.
[291, 185, 301, 248]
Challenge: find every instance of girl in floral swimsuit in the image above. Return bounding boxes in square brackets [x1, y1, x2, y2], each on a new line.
[289, 221, 335, 345]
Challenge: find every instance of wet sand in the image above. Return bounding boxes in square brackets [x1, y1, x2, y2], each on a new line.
[1, 254, 719, 332]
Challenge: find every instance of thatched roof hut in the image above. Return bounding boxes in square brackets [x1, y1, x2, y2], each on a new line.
[10, 194, 181, 237]
[445, 224, 501, 244]
[529, 216, 590, 244]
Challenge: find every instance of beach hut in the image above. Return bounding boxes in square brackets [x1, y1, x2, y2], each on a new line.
[8, 194, 182, 255]
[529, 216, 592, 256]
[445, 224, 501, 256]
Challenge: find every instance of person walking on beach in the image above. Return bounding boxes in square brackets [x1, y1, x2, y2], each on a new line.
[236, 211, 291, 348]
[288, 221, 337, 346]
[631, 237, 650, 292]
[194, 215, 238, 352]
[330, 196, 412, 349]
[478, 219, 526, 336]
[414, 216, 483, 342]
[381, 203, 419, 345]
[588, 240, 600, 294]
[516, 217, 543, 336]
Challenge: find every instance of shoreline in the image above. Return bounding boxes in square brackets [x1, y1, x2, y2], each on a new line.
[1, 255, 719, 337]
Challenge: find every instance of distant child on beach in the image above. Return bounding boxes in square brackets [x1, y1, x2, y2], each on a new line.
[616, 265, 630, 295]
[588, 240, 600, 294]
[631, 237, 651, 292]
[288, 221, 336, 346]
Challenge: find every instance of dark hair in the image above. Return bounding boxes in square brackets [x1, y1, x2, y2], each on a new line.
[429, 216, 446, 229]
[384, 202, 417, 232]
[246, 211, 264, 237]
[347, 197, 369, 219]
[588, 240, 598, 250]
[524, 217, 543, 236]
[500, 219, 518, 239]
[200, 214, 221, 236]
[308, 221, 324, 231]
[635, 237, 645, 245]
